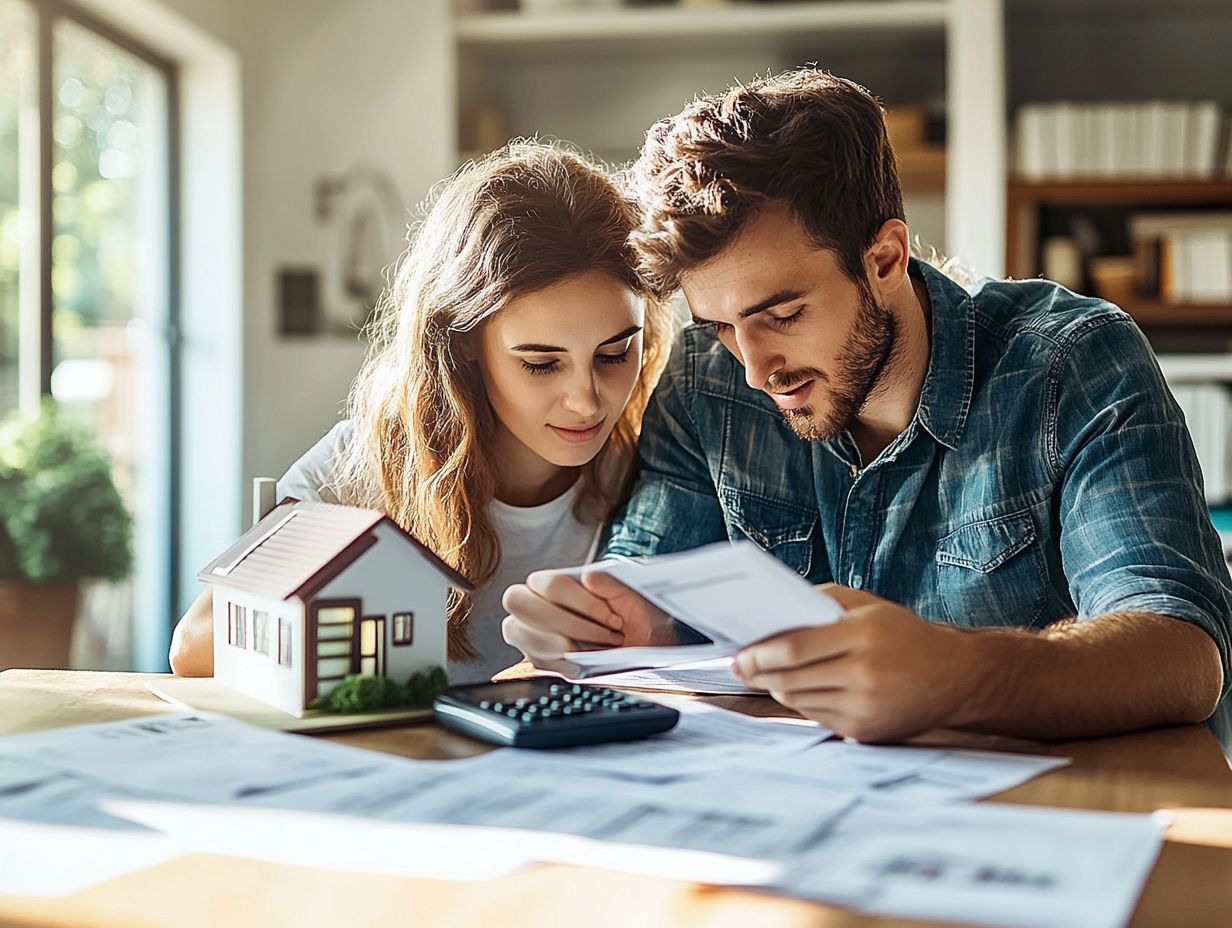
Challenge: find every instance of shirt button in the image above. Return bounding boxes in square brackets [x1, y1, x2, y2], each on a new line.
[850, 574, 863, 588]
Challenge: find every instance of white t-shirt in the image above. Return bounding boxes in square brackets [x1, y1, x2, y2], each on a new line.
[276, 420, 601, 684]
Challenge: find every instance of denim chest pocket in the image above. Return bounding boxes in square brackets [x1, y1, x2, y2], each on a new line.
[935, 509, 1048, 626]
[720, 488, 817, 577]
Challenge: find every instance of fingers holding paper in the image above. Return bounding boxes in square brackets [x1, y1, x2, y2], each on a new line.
[502, 571, 622, 666]
[501, 569, 675, 668]
[733, 587, 980, 743]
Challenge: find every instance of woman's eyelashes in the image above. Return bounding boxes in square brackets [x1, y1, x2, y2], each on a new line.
[519, 349, 631, 376]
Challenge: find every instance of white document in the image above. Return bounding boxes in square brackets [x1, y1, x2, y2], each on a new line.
[580, 657, 764, 695]
[233, 756, 846, 882]
[564, 541, 843, 675]
[0, 712, 394, 804]
[868, 747, 1072, 803]
[0, 820, 181, 897]
[500, 695, 828, 781]
[782, 800, 1165, 928]
[716, 741, 1069, 804]
[107, 794, 782, 889]
[106, 800, 539, 882]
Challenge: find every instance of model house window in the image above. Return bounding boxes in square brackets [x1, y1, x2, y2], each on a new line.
[227, 603, 246, 649]
[278, 617, 292, 667]
[393, 612, 413, 646]
[253, 610, 271, 656]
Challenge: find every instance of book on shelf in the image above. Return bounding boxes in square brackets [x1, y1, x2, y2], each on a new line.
[1169, 381, 1232, 505]
[1129, 212, 1232, 304]
[1014, 100, 1227, 181]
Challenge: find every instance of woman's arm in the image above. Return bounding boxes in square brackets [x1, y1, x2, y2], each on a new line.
[168, 586, 214, 676]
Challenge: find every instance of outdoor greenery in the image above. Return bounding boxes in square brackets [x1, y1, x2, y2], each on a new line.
[311, 666, 450, 714]
[0, 400, 132, 583]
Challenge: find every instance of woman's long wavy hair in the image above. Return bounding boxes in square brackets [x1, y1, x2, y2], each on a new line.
[332, 141, 675, 662]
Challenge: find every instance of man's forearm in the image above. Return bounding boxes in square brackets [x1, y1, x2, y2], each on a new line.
[950, 612, 1224, 740]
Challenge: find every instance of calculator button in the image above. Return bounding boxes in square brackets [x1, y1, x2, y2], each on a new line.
[478, 701, 491, 710]
[548, 685, 561, 694]
[520, 713, 538, 723]
[491, 702, 504, 712]
[538, 696, 551, 706]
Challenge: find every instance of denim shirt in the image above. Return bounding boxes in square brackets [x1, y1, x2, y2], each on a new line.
[607, 258, 1232, 749]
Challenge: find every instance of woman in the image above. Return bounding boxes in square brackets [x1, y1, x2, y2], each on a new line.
[169, 141, 675, 683]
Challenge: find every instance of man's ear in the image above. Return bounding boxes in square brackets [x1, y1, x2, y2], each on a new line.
[864, 219, 911, 300]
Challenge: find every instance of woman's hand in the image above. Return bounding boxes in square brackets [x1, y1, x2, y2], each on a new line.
[501, 568, 674, 668]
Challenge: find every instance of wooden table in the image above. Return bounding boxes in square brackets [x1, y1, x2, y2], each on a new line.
[0, 669, 1229, 928]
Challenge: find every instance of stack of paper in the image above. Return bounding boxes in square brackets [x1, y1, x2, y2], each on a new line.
[560, 541, 843, 676]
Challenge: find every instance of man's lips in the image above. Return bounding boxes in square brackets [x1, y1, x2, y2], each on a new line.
[549, 420, 605, 443]
[769, 379, 815, 410]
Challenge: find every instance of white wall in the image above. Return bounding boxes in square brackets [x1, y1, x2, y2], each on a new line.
[90, 0, 455, 613]
[316, 522, 450, 681]
[235, 0, 454, 493]
[163, 0, 453, 520]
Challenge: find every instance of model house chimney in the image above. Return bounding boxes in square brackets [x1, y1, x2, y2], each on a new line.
[252, 477, 277, 527]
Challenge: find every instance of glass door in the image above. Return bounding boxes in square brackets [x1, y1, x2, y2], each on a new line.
[358, 616, 385, 678]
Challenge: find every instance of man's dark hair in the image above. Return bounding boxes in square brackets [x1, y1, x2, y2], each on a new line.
[629, 68, 905, 294]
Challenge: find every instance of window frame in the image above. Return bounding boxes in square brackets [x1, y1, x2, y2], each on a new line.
[392, 611, 413, 647]
[21, 0, 181, 666]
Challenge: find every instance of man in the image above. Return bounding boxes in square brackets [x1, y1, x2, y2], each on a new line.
[501, 69, 1231, 748]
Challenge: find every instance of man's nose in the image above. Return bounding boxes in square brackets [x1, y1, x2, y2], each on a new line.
[739, 334, 783, 391]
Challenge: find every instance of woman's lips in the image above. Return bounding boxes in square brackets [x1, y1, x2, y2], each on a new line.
[769, 380, 815, 410]
[549, 420, 605, 443]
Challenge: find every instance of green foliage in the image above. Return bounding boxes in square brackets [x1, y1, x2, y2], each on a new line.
[312, 666, 450, 714]
[0, 401, 132, 584]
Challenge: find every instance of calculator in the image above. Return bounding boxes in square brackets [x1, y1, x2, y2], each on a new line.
[433, 679, 680, 749]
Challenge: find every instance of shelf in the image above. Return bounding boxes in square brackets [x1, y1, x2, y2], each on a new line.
[1157, 354, 1232, 382]
[1119, 299, 1232, 330]
[1007, 179, 1232, 207]
[454, 1, 947, 52]
[897, 147, 946, 191]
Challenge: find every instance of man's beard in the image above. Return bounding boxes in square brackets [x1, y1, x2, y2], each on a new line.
[769, 289, 898, 442]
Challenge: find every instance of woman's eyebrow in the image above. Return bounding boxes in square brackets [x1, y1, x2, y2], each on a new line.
[509, 324, 642, 353]
[598, 324, 643, 347]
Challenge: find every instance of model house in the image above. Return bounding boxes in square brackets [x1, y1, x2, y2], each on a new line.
[198, 495, 472, 717]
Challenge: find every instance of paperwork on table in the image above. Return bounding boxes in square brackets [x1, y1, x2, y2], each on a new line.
[504, 694, 827, 780]
[780, 799, 1164, 928]
[0, 820, 180, 896]
[0, 709, 1158, 928]
[579, 657, 763, 695]
[560, 541, 843, 676]
[724, 740, 1072, 803]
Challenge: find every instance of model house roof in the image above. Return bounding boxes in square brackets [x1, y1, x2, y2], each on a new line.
[197, 500, 474, 601]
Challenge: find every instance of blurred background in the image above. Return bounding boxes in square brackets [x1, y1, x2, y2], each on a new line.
[1, 0, 1230, 672]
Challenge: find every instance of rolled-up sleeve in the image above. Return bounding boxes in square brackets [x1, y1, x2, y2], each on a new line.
[1052, 317, 1232, 706]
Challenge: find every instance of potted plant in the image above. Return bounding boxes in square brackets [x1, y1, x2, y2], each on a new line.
[0, 401, 133, 670]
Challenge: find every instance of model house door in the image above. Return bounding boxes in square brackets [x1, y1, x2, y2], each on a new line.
[310, 600, 360, 701]
[357, 616, 385, 677]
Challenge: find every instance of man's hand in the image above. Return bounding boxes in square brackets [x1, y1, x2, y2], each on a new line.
[502, 569, 675, 668]
[733, 585, 979, 742]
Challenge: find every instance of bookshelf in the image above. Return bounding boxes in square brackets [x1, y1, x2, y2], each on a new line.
[1006, 180, 1232, 332]
[451, 0, 1006, 275]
